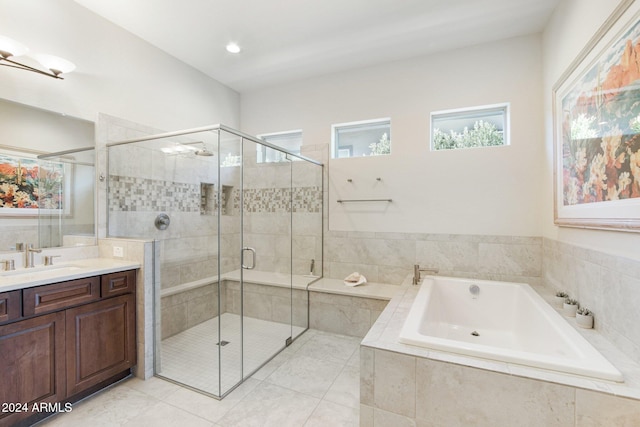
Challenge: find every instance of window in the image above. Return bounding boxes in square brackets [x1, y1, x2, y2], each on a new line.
[331, 118, 391, 158]
[257, 130, 302, 163]
[431, 103, 509, 151]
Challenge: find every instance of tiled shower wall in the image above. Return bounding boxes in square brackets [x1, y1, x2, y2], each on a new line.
[104, 119, 324, 290]
[241, 144, 323, 277]
[107, 143, 224, 290]
[543, 238, 640, 364]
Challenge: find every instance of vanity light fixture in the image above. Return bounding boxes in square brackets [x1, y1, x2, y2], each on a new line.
[226, 42, 241, 54]
[0, 35, 75, 79]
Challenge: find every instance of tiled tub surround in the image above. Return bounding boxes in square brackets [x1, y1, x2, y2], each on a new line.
[543, 237, 640, 367]
[361, 275, 640, 426]
[324, 233, 543, 286]
[309, 279, 397, 338]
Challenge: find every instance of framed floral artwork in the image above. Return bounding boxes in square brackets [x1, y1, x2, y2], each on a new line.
[553, 0, 640, 232]
[0, 151, 69, 216]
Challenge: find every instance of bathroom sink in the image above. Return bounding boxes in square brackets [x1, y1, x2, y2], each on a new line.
[0, 264, 82, 277]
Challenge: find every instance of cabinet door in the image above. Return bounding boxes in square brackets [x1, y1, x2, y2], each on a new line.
[0, 312, 65, 427]
[65, 294, 136, 397]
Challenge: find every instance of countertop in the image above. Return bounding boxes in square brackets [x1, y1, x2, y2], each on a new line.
[0, 258, 141, 292]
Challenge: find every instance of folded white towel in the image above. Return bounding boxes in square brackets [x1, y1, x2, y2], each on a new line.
[344, 272, 367, 287]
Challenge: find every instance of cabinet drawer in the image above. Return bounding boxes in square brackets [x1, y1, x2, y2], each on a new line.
[0, 290, 21, 325]
[23, 277, 100, 317]
[101, 270, 136, 298]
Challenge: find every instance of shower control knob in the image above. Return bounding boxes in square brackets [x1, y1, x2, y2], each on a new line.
[155, 213, 170, 230]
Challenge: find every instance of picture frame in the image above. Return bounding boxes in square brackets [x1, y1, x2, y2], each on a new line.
[553, 0, 640, 232]
[0, 147, 72, 217]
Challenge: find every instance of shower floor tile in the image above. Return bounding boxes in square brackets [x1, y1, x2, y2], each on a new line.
[158, 313, 304, 396]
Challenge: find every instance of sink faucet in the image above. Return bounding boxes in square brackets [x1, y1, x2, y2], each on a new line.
[413, 264, 439, 285]
[24, 243, 42, 268]
[0, 259, 15, 271]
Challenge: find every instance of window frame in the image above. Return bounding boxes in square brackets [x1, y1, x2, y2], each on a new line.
[256, 129, 303, 163]
[331, 117, 391, 159]
[430, 103, 510, 151]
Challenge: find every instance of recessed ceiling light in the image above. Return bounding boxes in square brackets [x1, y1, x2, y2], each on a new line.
[226, 42, 241, 54]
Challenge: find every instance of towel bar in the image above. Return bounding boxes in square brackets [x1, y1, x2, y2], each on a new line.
[336, 199, 392, 203]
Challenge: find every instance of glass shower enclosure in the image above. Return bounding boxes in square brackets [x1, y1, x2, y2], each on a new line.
[37, 146, 96, 248]
[106, 125, 323, 398]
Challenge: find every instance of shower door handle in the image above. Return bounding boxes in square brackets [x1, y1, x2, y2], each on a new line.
[242, 247, 256, 270]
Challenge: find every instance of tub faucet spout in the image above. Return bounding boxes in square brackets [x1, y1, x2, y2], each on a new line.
[413, 264, 439, 285]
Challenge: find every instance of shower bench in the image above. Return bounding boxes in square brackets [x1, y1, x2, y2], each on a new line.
[160, 271, 401, 339]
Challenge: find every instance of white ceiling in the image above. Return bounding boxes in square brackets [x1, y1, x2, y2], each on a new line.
[74, 0, 560, 93]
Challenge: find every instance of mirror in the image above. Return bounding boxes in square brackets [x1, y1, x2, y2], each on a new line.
[0, 98, 96, 252]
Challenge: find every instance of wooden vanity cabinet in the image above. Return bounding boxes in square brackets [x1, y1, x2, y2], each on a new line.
[0, 269, 137, 427]
[23, 276, 100, 317]
[65, 292, 136, 396]
[0, 290, 21, 325]
[0, 312, 66, 426]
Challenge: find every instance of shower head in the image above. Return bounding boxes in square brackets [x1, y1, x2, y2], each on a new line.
[195, 149, 214, 157]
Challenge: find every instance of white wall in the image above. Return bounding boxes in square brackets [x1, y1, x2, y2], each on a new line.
[241, 34, 544, 236]
[0, 0, 239, 131]
[0, 99, 94, 152]
[542, 0, 640, 261]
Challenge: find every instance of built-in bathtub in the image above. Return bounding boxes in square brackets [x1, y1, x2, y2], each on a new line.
[399, 275, 623, 382]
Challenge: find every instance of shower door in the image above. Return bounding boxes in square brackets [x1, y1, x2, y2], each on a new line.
[239, 137, 294, 379]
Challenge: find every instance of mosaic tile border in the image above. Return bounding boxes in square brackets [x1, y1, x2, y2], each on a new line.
[109, 175, 321, 214]
[108, 175, 200, 213]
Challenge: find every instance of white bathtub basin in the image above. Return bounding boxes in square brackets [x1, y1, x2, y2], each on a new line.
[399, 276, 623, 382]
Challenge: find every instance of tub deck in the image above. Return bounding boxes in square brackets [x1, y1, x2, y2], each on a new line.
[364, 274, 640, 402]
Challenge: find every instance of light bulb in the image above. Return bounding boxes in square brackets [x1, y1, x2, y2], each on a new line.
[30, 53, 75, 76]
[0, 35, 28, 58]
[226, 42, 241, 54]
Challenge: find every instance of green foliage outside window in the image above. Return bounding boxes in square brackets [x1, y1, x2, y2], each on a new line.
[433, 120, 504, 150]
[368, 133, 390, 155]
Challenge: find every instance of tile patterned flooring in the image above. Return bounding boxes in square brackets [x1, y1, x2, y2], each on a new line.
[159, 313, 305, 395]
[38, 329, 361, 426]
